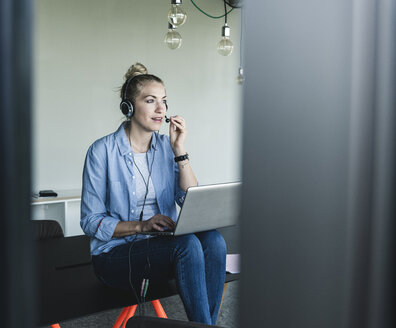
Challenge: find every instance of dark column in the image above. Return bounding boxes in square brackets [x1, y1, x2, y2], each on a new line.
[0, 0, 35, 327]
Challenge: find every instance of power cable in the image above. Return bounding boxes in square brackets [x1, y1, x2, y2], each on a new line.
[190, 0, 235, 19]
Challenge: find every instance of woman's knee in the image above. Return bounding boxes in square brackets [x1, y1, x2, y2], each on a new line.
[173, 234, 204, 259]
[197, 230, 227, 254]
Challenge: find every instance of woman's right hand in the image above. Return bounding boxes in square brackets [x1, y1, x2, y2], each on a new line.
[139, 214, 176, 233]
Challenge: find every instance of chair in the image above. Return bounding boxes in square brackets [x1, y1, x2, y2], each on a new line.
[33, 219, 169, 328]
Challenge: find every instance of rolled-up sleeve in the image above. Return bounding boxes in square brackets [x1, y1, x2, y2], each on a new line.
[80, 143, 119, 241]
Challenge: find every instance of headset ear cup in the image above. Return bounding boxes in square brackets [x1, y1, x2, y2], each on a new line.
[120, 101, 134, 118]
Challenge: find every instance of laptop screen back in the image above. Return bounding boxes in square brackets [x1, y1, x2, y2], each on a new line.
[174, 182, 241, 236]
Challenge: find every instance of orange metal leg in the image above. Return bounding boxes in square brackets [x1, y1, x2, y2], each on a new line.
[113, 306, 130, 328]
[115, 299, 167, 327]
[151, 299, 167, 318]
[121, 305, 137, 328]
[51, 324, 61, 328]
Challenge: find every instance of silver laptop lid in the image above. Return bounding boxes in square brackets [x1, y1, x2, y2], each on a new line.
[174, 182, 241, 236]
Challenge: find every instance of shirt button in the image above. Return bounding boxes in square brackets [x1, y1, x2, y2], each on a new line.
[132, 176, 136, 179]
[128, 161, 131, 164]
[132, 192, 135, 195]
[129, 153, 132, 156]
[131, 210, 134, 213]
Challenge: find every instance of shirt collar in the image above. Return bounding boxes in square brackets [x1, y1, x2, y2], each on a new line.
[115, 122, 158, 156]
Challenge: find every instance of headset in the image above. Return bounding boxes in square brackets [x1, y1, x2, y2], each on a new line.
[120, 76, 170, 123]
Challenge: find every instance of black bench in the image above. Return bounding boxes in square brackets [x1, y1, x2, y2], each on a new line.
[37, 227, 240, 326]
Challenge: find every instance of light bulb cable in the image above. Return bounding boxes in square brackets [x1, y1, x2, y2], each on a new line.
[240, 6, 243, 67]
[190, 0, 235, 19]
[224, 0, 228, 24]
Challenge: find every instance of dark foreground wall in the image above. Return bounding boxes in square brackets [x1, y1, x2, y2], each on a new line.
[240, 1, 396, 328]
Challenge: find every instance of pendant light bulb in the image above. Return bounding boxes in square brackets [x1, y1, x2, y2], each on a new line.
[217, 24, 234, 56]
[168, 0, 187, 27]
[236, 67, 244, 84]
[164, 23, 182, 50]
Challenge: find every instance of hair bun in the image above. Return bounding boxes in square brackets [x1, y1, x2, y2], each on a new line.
[124, 62, 148, 80]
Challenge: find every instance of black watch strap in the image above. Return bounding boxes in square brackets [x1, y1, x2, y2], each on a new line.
[174, 153, 189, 162]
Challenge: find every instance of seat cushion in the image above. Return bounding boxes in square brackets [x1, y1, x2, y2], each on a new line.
[32, 219, 64, 240]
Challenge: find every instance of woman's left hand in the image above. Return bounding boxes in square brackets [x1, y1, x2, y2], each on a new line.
[169, 115, 187, 155]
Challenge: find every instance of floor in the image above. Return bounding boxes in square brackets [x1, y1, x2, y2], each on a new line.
[40, 281, 239, 328]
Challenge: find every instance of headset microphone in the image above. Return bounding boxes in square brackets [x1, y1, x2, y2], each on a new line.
[164, 103, 170, 123]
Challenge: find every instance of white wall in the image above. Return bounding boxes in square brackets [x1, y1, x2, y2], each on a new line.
[33, 0, 242, 192]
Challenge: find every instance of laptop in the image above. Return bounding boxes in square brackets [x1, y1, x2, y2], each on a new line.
[141, 182, 241, 236]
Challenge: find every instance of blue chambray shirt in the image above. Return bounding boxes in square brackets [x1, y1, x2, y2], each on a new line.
[80, 122, 186, 256]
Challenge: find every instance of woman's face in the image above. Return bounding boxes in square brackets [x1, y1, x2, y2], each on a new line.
[132, 81, 167, 132]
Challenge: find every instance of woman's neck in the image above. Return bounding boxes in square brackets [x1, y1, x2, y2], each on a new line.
[127, 120, 152, 153]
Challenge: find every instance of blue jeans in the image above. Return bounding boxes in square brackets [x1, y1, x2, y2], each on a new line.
[92, 230, 227, 325]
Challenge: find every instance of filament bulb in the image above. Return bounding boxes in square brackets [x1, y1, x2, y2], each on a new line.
[168, 0, 187, 27]
[164, 26, 182, 50]
[217, 24, 234, 56]
[236, 67, 244, 84]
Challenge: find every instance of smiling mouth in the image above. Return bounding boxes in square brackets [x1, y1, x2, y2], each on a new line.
[152, 118, 163, 122]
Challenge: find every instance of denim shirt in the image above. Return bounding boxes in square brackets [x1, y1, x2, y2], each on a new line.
[80, 122, 186, 255]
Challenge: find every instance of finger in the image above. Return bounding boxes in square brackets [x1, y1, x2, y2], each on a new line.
[169, 115, 184, 123]
[164, 217, 176, 227]
[171, 115, 183, 120]
[171, 120, 185, 131]
[170, 117, 185, 127]
[154, 215, 175, 226]
[161, 219, 175, 229]
[152, 223, 164, 231]
[158, 217, 175, 229]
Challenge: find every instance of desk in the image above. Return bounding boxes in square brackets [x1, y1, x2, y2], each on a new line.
[31, 189, 82, 236]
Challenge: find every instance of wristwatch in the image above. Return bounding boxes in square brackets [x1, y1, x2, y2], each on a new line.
[174, 153, 189, 162]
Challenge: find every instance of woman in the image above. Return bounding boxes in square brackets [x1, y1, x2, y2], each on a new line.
[80, 63, 226, 324]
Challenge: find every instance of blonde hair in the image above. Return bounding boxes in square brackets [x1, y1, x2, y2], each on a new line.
[120, 62, 163, 104]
